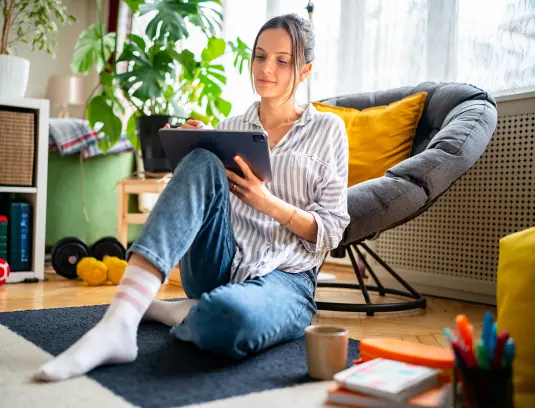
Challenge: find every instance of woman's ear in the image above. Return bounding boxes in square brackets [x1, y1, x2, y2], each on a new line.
[300, 63, 312, 82]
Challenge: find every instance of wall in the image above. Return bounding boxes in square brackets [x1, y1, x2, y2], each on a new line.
[14, 0, 103, 116]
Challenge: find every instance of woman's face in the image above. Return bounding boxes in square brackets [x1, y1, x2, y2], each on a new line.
[252, 28, 302, 100]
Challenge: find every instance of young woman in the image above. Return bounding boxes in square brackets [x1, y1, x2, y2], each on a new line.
[35, 13, 349, 382]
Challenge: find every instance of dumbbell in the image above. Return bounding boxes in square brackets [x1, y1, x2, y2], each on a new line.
[51, 236, 126, 280]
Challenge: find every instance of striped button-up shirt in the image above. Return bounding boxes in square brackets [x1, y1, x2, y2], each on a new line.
[216, 101, 350, 284]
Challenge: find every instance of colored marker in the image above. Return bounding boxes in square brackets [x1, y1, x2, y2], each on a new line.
[489, 322, 497, 356]
[456, 314, 473, 349]
[493, 331, 509, 368]
[461, 344, 477, 368]
[443, 327, 456, 344]
[475, 339, 490, 369]
[503, 338, 515, 368]
[451, 341, 469, 371]
[482, 312, 494, 357]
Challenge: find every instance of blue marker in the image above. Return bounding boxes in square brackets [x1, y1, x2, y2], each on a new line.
[443, 328, 455, 344]
[503, 338, 515, 368]
[482, 312, 494, 357]
[489, 322, 497, 356]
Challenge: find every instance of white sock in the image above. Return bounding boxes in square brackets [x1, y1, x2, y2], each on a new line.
[143, 299, 198, 327]
[34, 265, 161, 382]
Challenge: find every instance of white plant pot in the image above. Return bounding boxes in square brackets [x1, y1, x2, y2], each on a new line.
[0, 55, 30, 97]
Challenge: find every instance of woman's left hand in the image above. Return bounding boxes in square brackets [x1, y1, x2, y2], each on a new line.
[226, 156, 274, 214]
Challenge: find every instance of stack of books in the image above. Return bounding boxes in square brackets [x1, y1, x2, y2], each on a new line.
[326, 358, 452, 407]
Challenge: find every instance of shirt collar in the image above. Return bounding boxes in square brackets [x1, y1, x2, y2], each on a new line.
[242, 101, 317, 128]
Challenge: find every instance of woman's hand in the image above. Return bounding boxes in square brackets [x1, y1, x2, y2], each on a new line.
[226, 156, 274, 214]
[181, 119, 203, 129]
[163, 119, 203, 130]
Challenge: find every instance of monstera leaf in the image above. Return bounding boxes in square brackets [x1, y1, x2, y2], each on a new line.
[117, 35, 176, 102]
[71, 23, 116, 73]
[228, 37, 251, 74]
[139, 0, 222, 42]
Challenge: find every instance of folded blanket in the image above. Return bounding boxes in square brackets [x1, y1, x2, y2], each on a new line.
[49, 118, 134, 159]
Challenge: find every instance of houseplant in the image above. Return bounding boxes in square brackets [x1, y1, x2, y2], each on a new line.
[71, 0, 251, 172]
[0, 0, 76, 97]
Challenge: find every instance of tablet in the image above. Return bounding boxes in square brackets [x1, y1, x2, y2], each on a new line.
[159, 128, 272, 182]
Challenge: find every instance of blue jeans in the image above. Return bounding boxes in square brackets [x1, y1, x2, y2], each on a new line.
[127, 149, 317, 359]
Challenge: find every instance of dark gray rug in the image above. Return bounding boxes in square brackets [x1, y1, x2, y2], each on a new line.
[0, 303, 359, 408]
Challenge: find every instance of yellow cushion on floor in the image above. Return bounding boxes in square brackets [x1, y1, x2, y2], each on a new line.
[497, 226, 535, 408]
[313, 92, 427, 187]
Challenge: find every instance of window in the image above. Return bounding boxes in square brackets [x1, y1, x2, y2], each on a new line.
[125, 0, 535, 117]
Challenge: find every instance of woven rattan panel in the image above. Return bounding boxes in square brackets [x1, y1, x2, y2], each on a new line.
[0, 108, 35, 186]
[375, 113, 535, 283]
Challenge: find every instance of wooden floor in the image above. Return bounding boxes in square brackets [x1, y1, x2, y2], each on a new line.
[0, 263, 496, 348]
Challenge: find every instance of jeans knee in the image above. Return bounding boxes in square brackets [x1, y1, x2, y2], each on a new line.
[167, 148, 228, 198]
[180, 149, 225, 179]
[187, 291, 257, 359]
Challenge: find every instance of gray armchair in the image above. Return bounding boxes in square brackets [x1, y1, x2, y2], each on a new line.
[317, 82, 498, 315]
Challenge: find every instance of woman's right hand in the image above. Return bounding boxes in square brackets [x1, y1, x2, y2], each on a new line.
[164, 119, 203, 130]
[181, 119, 203, 129]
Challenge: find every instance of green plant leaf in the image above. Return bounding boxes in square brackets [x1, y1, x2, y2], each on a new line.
[201, 37, 225, 63]
[198, 80, 222, 106]
[71, 24, 116, 73]
[118, 42, 175, 103]
[197, 63, 225, 98]
[126, 34, 148, 57]
[176, 49, 197, 79]
[2, 0, 76, 55]
[86, 96, 123, 152]
[123, 0, 145, 13]
[140, 1, 191, 41]
[117, 35, 150, 66]
[228, 37, 251, 74]
[163, 84, 175, 100]
[216, 97, 232, 116]
[189, 110, 211, 124]
[126, 111, 141, 151]
[206, 64, 226, 85]
[140, 0, 222, 42]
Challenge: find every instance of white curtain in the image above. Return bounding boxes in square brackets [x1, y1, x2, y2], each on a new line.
[220, 0, 535, 115]
[127, 0, 535, 116]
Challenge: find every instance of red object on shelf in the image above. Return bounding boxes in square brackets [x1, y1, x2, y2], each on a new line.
[0, 258, 11, 285]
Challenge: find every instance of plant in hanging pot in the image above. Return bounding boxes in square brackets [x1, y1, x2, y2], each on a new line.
[0, 0, 76, 97]
[71, 0, 251, 173]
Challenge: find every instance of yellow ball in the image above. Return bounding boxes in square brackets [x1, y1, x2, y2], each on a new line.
[76, 257, 96, 280]
[103, 256, 128, 285]
[82, 258, 108, 286]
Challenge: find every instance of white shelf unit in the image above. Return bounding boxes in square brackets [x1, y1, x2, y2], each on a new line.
[0, 97, 49, 283]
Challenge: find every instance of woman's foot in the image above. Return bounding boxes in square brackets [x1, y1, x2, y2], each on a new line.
[143, 299, 198, 327]
[34, 264, 162, 382]
[34, 316, 138, 381]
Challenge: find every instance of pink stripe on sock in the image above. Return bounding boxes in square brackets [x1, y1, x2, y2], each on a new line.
[122, 278, 153, 299]
[116, 291, 144, 313]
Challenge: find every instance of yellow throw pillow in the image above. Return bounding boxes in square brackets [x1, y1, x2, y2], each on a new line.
[497, 226, 535, 408]
[313, 92, 427, 187]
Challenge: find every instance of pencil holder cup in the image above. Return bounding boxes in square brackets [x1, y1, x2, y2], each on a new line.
[454, 366, 514, 408]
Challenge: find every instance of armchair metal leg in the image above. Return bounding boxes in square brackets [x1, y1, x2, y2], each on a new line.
[316, 243, 427, 316]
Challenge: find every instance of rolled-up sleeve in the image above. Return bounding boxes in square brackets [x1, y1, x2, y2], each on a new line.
[299, 119, 350, 253]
